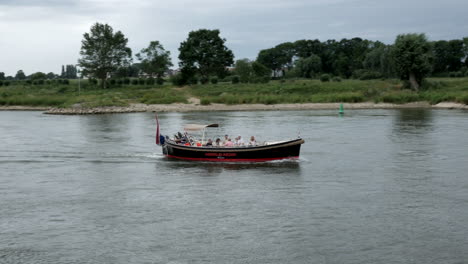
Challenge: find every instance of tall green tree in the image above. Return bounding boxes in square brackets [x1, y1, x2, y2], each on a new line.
[251, 61, 271, 80]
[78, 23, 132, 88]
[294, 54, 322, 78]
[136, 41, 172, 78]
[15, 70, 26, 80]
[234, 59, 253, 83]
[29, 72, 46, 80]
[392, 33, 433, 91]
[0, 72, 5, 80]
[178, 29, 234, 79]
[46, 72, 56, 79]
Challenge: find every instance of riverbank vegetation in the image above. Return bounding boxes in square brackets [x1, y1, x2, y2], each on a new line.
[1, 78, 467, 108]
[1, 23, 468, 108]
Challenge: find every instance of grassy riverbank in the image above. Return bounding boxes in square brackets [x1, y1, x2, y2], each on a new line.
[1, 78, 467, 108]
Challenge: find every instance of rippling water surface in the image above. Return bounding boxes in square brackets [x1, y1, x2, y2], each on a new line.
[1, 109, 468, 264]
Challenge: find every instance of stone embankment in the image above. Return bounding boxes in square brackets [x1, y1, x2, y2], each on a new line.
[2, 102, 467, 115]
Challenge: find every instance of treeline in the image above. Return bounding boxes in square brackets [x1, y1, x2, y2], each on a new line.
[2, 22, 467, 91]
[0, 64, 78, 81]
[255, 37, 468, 80]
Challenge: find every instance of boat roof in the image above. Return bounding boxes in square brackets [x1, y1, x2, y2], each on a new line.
[184, 124, 219, 131]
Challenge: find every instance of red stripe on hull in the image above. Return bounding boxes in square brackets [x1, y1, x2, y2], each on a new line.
[165, 154, 299, 162]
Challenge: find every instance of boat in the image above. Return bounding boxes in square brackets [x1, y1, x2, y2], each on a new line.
[156, 119, 304, 162]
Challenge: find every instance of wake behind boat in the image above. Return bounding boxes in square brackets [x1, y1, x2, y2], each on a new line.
[155, 118, 304, 162]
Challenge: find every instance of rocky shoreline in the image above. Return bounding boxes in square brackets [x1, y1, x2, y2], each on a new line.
[1, 102, 467, 115]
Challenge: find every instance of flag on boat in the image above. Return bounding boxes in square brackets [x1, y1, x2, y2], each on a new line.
[155, 114, 160, 145]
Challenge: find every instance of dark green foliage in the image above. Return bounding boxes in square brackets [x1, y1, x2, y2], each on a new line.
[136, 41, 173, 78]
[234, 59, 253, 83]
[232, 75, 240, 84]
[0, 72, 5, 80]
[117, 79, 123, 85]
[449, 71, 463, 77]
[0, 81, 3, 86]
[61, 65, 77, 79]
[146, 77, 155, 85]
[138, 79, 145, 85]
[200, 98, 211, 105]
[78, 22, 132, 88]
[29, 72, 47, 80]
[200, 76, 209, 84]
[392, 33, 433, 91]
[294, 54, 322, 78]
[109, 79, 116, 86]
[88, 79, 98, 85]
[4, 81, 9, 86]
[15, 70, 26, 80]
[210, 77, 218, 84]
[26, 80, 32, 85]
[123, 78, 130, 85]
[156, 78, 164, 85]
[320, 74, 331, 82]
[332, 76, 342, 82]
[352, 69, 383, 80]
[131, 79, 138, 85]
[170, 73, 186, 86]
[252, 61, 271, 79]
[257, 42, 295, 74]
[189, 76, 199, 85]
[62, 79, 70, 85]
[178, 29, 234, 79]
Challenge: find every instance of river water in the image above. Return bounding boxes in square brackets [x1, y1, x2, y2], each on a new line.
[1, 109, 468, 264]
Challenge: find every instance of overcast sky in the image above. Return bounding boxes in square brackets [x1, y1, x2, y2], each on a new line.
[0, 0, 467, 76]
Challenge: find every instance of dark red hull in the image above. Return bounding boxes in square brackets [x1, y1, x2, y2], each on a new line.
[162, 138, 304, 162]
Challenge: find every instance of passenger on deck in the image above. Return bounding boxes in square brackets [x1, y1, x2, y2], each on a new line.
[222, 134, 229, 146]
[205, 139, 213, 146]
[215, 138, 221, 146]
[224, 138, 234, 147]
[236, 136, 245, 146]
[249, 136, 257, 146]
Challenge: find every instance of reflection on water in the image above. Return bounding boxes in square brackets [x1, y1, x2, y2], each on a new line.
[392, 109, 433, 136]
[1, 110, 468, 264]
[161, 158, 301, 176]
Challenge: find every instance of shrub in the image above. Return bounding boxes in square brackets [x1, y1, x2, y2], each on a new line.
[200, 98, 211, 105]
[156, 78, 164, 85]
[146, 77, 155, 85]
[0, 81, 3, 86]
[109, 79, 116, 86]
[449, 71, 463, 78]
[170, 74, 186, 86]
[353, 69, 383, 80]
[332, 76, 342, 82]
[89, 79, 98, 85]
[200, 76, 209, 84]
[123, 78, 130, 85]
[189, 76, 199, 85]
[320, 74, 330, 82]
[232, 75, 240, 84]
[26, 80, 32, 85]
[62, 79, 70, 85]
[210, 77, 218, 84]
[4, 81, 10, 86]
[138, 79, 145, 85]
[117, 79, 123, 85]
[131, 79, 139, 85]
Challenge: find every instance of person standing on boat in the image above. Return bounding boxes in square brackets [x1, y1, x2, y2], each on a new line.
[249, 136, 257, 146]
[225, 138, 234, 147]
[222, 134, 229, 146]
[236, 136, 245, 146]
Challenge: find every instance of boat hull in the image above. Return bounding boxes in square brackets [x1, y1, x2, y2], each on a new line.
[162, 138, 304, 162]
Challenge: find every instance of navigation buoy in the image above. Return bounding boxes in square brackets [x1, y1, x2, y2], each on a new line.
[339, 103, 344, 115]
